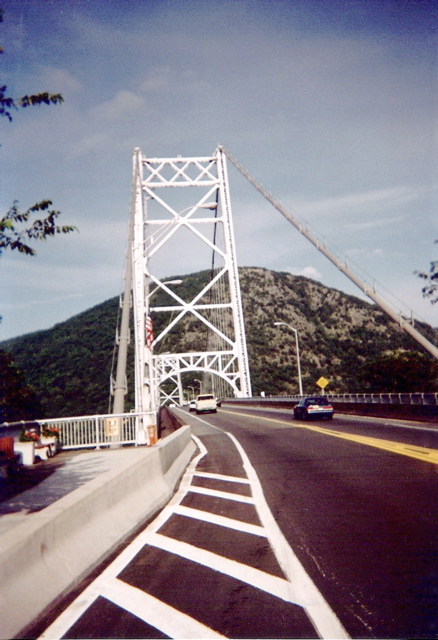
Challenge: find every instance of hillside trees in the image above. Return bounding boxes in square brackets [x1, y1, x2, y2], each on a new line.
[1, 268, 437, 418]
[361, 350, 438, 393]
[0, 350, 43, 421]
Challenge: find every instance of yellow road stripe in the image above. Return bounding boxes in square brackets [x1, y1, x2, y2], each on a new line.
[221, 408, 438, 466]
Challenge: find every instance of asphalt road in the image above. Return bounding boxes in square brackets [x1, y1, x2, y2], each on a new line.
[34, 408, 438, 639]
[209, 407, 438, 639]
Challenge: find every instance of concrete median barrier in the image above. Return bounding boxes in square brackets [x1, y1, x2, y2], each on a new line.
[0, 425, 196, 640]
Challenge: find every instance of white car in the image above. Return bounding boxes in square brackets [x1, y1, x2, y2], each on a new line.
[189, 400, 196, 412]
[195, 394, 217, 414]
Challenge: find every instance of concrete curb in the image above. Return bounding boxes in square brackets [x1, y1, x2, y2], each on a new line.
[0, 425, 196, 640]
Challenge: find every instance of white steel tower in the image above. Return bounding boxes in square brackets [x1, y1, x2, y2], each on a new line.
[130, 147, 252, 441]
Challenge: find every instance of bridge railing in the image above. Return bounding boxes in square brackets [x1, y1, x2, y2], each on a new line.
[225, 393, 438, 406]
[37, 411, 156, 450]
[325, 392, 438, 405]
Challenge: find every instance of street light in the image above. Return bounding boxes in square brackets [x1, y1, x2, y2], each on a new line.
[172, 202, 218, 219]
[194, 378, 203, 394]
[147, 279, 183, 299]
[188, 385, 195, 400]
[274, 322, 303, 396]
[190, 202, 217, 211]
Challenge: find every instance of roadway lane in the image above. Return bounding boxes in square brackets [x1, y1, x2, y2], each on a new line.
[34, 408, 437, 639]
[204, 407, 438, 639]
[36, 416, 347, 640]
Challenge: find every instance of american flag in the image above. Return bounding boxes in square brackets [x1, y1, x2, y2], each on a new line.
[146, 315, 154, 350]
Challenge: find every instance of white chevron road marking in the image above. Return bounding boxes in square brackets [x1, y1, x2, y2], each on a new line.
[193, 470, 251, 484]
[187, 484, 255, 503]
[173, 503, 266, 536]
[101, 578, 226, 639]
[144, 530, 301, 605]
[39, 430, 349, 639]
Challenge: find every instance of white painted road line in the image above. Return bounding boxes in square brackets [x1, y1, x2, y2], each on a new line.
[226, 431, 350, 639]
[38, 440, 212, 640]
[101, 578, 226, 639]
[187, 484, 255, 503]
[193, 470, 251, 484]
[39, 426, 349, 640]
[144, 531, 302, 605]
[173, 503, 267, 537]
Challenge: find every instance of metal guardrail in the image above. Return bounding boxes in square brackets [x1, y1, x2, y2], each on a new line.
[36, 411, 156, 450]
[327, 393, 438, 406]
[3, 394, 437, 446]
[225, 393, 438, 406]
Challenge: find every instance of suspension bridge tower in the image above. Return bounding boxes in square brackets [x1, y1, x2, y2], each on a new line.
[114, 147, 252, 442]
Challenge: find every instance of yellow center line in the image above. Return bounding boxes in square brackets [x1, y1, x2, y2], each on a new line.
[221, 408, 438, 466]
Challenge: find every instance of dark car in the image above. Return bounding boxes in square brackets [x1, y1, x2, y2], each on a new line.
[293, 397, 334, 420]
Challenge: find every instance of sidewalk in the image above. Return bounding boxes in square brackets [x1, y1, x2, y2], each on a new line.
[0, 413, 181, 537]
[0, 425, 196, 640]
[0, 447, 145, 536]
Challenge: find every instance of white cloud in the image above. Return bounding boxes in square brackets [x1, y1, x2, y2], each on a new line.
[39, 67, 84, 95]
[139, 67, 173, 92]
[91, 90, 146, 122]
[72, 132, 108, 156]
[343, 215, 406, 232]
[292, 186, 423, 219]
[345, 247, 384, 259]
[286, 266, 322, 281]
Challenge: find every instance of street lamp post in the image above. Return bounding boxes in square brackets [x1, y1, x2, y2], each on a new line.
[172, 201, 217, 220]
[274, 322, 304, 396]
[189, 202, 217, 212]
[147, 279, 183, 300]
[194, 378, 203, 395]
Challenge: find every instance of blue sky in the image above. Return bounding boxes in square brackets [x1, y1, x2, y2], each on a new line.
[1, 0, 437, 340]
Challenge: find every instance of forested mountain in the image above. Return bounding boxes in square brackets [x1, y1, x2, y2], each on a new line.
[1, 267, 437, 419]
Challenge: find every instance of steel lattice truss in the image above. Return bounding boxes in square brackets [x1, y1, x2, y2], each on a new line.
[131, 147, 252, 415]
